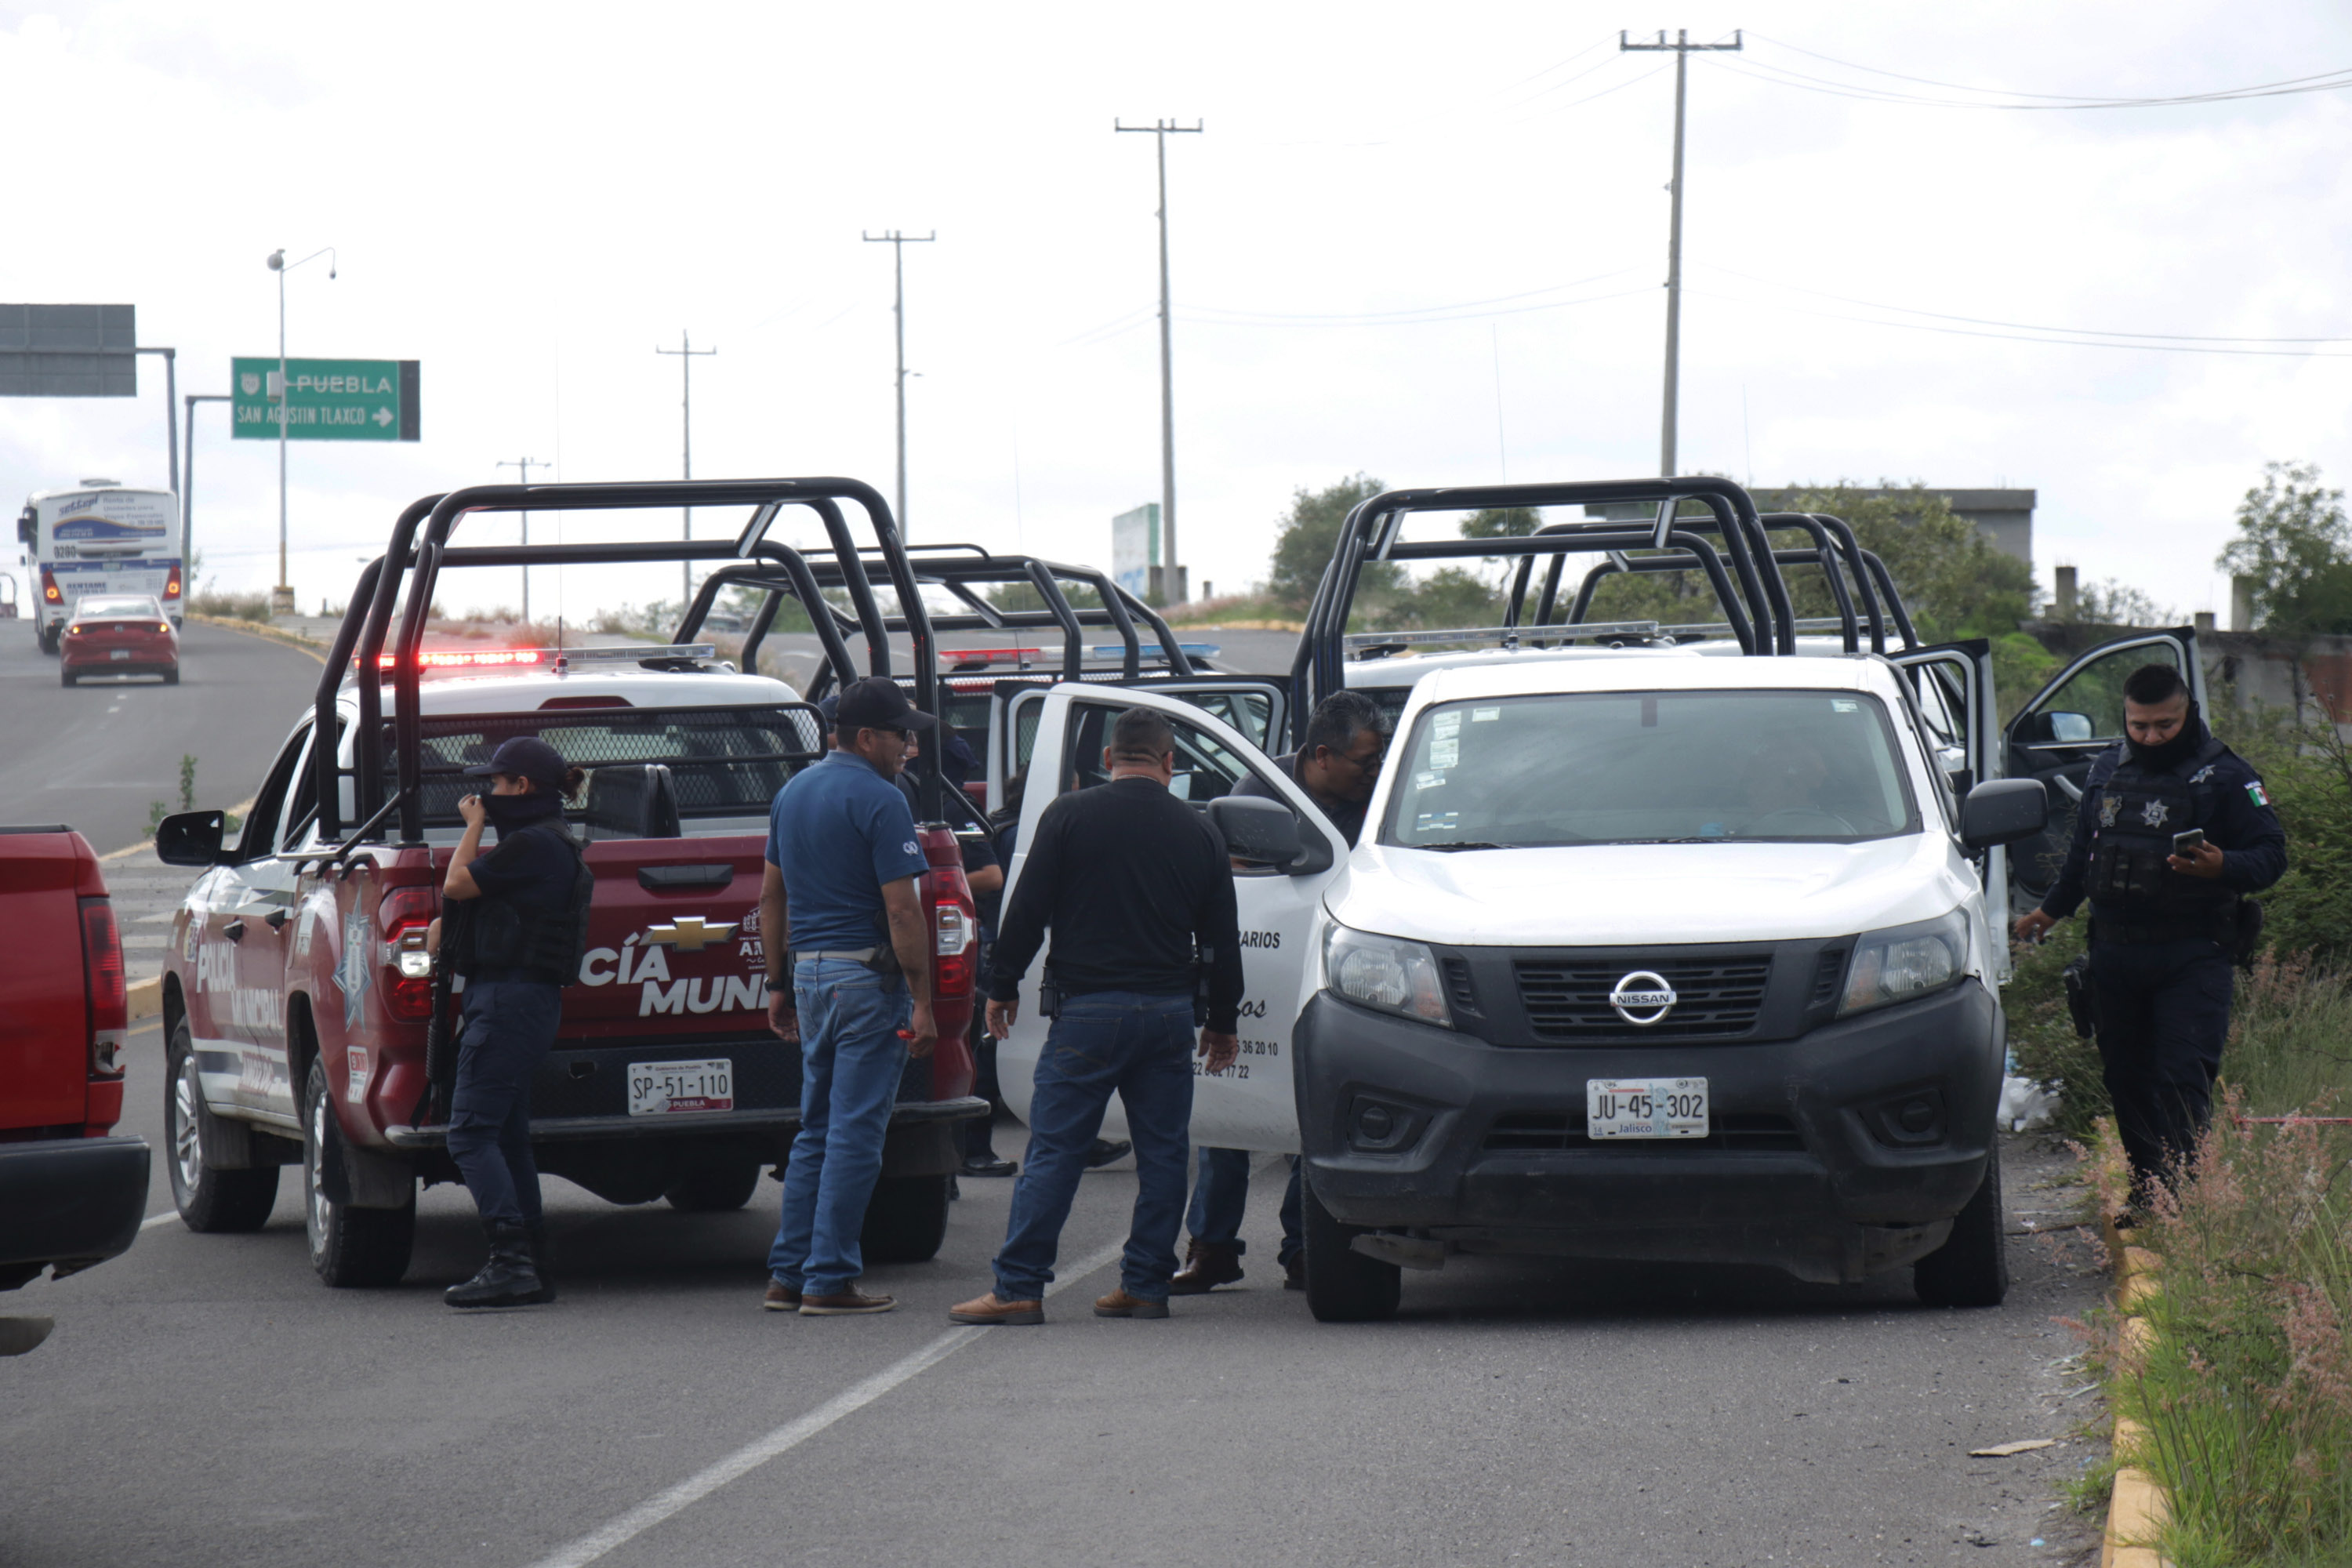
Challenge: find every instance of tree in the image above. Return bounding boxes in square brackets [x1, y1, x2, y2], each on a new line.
[2216, 461, 2352, 637]
[1267, 474, 1394, 610]
[985, 579, 1103, 615]
[1766, 481, 2037, 644]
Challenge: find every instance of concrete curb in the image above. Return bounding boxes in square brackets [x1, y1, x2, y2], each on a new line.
[2100, 1220, 2172, 1568]
[187, 612, 326, 665]
[128, 974, 162, 1022]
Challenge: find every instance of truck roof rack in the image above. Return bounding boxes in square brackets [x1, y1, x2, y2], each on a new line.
[1290, 477, 1921, 749]
[311, 479, 949, 846]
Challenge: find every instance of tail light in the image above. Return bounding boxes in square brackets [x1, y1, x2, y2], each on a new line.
[41, 568, 60, 603]
[379, 885, 440, 1021]
[934, 898, 975, 999]
[80, 897, 126, 1077]
[164, 572, 182, 599]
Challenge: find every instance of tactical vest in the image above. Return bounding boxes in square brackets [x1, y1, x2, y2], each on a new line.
[463, 823, 596, 985]
[2085, 735, 2238, 935]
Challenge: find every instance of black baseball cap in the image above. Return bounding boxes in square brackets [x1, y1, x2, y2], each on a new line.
[833, 676, 937, 735]
[465, 735, 570, 787]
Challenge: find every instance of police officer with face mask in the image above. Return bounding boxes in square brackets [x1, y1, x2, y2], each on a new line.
[438, 736, 594, 1308]
[2013, 664, 2285, 1206]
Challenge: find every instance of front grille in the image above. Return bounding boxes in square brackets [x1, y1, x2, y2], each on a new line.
[1483, 1111, 1805, 1153]
[1443, 956, 1479, 1014]
[1810, 948, 1849, 1007]
[1513, 956, 1772, 1039]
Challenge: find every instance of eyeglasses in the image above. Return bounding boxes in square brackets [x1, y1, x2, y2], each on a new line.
[1337, 744, 1386, 771]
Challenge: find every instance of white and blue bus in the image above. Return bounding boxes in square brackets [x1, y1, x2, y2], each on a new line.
[16, 481, 182, 652]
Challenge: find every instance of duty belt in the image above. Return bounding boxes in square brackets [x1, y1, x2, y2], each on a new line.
[800, 948, 884, 963]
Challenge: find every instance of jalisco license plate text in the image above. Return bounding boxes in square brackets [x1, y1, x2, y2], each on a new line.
[1585, 1076, 1708, 1139]
[627, 1058, 735, 1115]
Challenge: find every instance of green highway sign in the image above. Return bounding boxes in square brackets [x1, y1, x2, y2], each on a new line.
[232, 357, 419, 441]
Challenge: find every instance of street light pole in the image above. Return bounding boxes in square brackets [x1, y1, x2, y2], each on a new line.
[1115, 118, 1203, 603]
[266, 245, 336, 614]
[498, 456, 546, 625]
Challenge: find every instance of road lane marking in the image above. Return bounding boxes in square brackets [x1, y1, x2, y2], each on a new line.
[527, 1235, 1130, 1568]
[140, 1211, 180, 1231]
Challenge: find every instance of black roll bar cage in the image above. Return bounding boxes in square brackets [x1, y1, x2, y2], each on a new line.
[308, 478, 940, 847]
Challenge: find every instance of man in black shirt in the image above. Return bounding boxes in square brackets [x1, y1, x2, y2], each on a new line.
[1174, 689, 1389, 1294]
[950, 707, 1243, 1325]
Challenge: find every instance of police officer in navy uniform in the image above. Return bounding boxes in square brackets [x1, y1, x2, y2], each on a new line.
[439, 736, 594, 1308]
[2013, 664, 2285, 1204]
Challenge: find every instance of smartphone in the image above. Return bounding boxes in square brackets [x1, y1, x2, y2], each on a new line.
[2172, 828, 2206, 855]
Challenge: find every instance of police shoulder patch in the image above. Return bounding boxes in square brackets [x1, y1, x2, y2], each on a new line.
[2246, 779, 2270, 808]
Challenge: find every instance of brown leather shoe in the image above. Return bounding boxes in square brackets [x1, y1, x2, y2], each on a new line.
[763, 1281, 802, 1312]
[799, 1289, 895, 1316]
[949, 1291, 1044, 1325]
[1283, 1255, 1305, 1291]
[1094, 1287, 1170, 1319]
[1168, 1240, 1243, 1294]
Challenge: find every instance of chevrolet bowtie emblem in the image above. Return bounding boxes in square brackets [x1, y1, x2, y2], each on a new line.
[644, 916, 738, 953]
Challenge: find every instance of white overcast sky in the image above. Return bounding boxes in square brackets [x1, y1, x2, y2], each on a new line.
[3, 0, 2349, 622]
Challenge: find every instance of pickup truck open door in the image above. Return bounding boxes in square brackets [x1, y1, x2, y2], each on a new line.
[2001, 626, 2206, 914]
[994, 683, 1341, 1153]
[996, 677, 1288, 816]
[1889, 638, 2010, 978]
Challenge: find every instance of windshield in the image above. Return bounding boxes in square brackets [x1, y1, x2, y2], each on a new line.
[1381, 689, 1918, 848]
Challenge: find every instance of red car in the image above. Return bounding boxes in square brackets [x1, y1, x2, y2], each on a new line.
[60, 593, 180, 687]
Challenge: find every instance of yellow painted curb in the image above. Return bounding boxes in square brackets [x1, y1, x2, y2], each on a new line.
[128, 975, 162, 1022]
[2102, 1241, 2172, 1568]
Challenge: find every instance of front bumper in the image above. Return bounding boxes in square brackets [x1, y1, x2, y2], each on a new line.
[0, 1136, 151, 1286]
[381, 1095, 988, 1149]
[1296, 979, 2002, 1284]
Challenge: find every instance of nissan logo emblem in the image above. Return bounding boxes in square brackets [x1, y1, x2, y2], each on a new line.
[1608, 970, 1678, 1026]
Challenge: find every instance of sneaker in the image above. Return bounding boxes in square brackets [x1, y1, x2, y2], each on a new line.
[949, 1291, 1044, 1325]
[763, 1281, 802, 1312]
[1094, 1288, 1170, 1319]
[799, 1289, 895, 1316]
[961, 1153, 1018, 1177]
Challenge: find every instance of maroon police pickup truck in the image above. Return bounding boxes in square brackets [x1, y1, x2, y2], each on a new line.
[0, 826, 151, 1352]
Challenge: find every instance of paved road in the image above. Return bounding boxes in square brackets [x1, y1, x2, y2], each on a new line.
[0, 617, 325, 856]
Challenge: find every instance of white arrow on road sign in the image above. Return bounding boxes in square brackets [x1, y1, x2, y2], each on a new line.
[373, 406, 394, 427]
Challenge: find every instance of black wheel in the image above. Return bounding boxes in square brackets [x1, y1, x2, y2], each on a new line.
[162, 666, 180, 686]
[663, 1159, 763, 1212]
[859, 1174, 951, 1263]
[1302, 1175, 1400, 1323]
[1914, 1148, 2010, 1308]
[38, 626, 57, 655]
[302, 1059, 415, 1287]
[165, 1019, 278, 1232]
[59, 666, 73, 687]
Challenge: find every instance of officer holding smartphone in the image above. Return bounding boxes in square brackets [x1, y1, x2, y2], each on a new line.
[2013, 664, 2285, 1207]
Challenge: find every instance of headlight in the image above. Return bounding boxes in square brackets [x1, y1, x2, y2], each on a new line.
[1838, 908, 1969, 1017]
[1324, 924, 1452, 1028]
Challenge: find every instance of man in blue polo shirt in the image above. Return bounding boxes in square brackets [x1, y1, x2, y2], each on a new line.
[759, 677, 940, 1317]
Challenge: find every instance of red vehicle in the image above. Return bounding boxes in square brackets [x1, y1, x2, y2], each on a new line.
[60, 592, 180, 687]
[152, 480, 984, 1288]
[0, 826, 151, 1353]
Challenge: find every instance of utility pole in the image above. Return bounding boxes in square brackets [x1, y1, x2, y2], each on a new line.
[862, 230, 934, 536]
[266, 246, 336, 614]
[498, 456, 546, 626]
[1116, 118, 1203, 603]
[1619, 30, 1739, 477]
[654, 332, 716, 607]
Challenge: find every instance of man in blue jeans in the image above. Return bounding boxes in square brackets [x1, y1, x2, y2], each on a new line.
[760, 677, 941, 1317]
[950, 707, 1244, 1325]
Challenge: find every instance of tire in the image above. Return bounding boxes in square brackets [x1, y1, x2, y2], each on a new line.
[1914, 1148, 2011, 1308]
[664, 1159, 763, 1212]
[163, 666, 180, 686]
[1302, 1174, 1400, 1323]
[165, 1019, 279, 1232]
[858, 1174, 951, 1263]
[38, 626, 56, 655]
[302, 1059, 415, 1288]
[59, 666, 74, 687]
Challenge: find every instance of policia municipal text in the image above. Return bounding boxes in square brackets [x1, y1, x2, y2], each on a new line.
[434, 736, 596, 1308]
[2013, 664, 2286, 1204]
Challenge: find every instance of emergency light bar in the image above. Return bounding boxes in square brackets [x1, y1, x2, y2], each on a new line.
[368, 643, 720, 677]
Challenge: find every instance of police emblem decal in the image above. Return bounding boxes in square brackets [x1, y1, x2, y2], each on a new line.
[2099, 795, 2121, 828]
[2246, 779, 2270, 808]
[2140, 799, 2170, 828]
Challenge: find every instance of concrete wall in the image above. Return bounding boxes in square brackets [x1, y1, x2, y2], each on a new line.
[2028, 622, 2352, 731]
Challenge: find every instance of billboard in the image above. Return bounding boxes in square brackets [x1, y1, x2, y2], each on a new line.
[45, 488, 175, 546]
[0, 303, 137, 397]
[1112, 503, 1160, 596]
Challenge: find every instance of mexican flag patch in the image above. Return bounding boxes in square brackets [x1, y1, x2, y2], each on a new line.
[2246, 780, 2270, 808]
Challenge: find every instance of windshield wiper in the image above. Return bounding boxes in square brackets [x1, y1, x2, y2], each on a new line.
[1416, 840, 1512, 851]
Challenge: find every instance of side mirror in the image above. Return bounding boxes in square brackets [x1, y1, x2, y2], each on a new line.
[2020, 710, 2096, 745]
[156, 809, 228, 866]
[1208, 795, 1304, 869]
[1959, 778, 2049, 850]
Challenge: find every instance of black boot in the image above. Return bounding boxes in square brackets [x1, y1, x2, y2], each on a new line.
[445, 1221, 549, 1308]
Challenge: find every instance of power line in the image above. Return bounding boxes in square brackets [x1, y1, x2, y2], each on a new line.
[1180, 284, 1659, 329]
[1178, 267, 1646, 325]
[1683, 286, 2352, 358]
[1749, 31, 2352, 105]
[1722, 41, 2352, 110]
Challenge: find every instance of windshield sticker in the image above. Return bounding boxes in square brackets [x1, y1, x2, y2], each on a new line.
[1415, 810, 1461, 833]
[1831, 699, 1859, 713]
[1413, 771, 1446, 789]
[1428, 737, 1460, 768]
[1471, 707, 1501, 722]
[1432, 715, 1461, 739]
